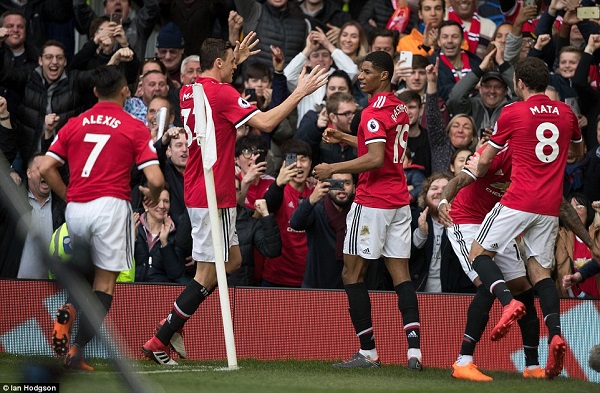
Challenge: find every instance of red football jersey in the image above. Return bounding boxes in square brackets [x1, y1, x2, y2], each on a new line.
[354, 92, 410, 209]
[181, 77, 259, 208]
[47, 102, 158, 203]
[451, 145, 512, 225]
[236, 172, 274, 209]
[262, 183, 314, 286]
[489, 94, 581, 216]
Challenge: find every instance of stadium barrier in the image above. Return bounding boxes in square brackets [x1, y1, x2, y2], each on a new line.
[1, 280, 598, 382]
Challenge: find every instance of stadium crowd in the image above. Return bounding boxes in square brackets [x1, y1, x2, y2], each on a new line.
[0, 0, 600, 374]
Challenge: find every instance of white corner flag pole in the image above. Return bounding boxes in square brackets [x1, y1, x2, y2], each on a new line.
[155, 106, 168, 141]
[192, 83, 238, 369]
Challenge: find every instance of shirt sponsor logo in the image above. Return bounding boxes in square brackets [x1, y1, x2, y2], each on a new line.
[238, 97, 251, 109]
[367, 119, 379, 133]
[182, 92, 193, 101]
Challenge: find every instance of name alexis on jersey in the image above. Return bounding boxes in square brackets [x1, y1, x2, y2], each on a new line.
[391, 103, 408, 122]
[82, 114, 121, 128]
[529, 104, 560, 116]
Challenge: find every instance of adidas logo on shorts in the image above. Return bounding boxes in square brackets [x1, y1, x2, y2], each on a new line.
[362, 248, 370, 255]
[490, 243, 499, 250]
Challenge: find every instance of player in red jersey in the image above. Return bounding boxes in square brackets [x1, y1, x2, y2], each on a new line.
[39, 65, 164, 370]
[468, 56, 584, 379]
[143, 34, 328, 365]
[313, 51, 422, 370]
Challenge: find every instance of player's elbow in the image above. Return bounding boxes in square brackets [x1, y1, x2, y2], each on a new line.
[248, 113, 276, 133]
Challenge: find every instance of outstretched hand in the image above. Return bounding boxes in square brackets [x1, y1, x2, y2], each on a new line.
[235, 31, 260, 65]
[296, 65, 329, 97]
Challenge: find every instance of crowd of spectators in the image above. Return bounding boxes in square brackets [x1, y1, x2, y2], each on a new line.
[0, 0, 599, 297]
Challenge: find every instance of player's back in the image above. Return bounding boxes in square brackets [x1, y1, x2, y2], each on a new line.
[355, 92, 410, 209]
[490, 94, 579, 216]
[48, 102, 157, 203]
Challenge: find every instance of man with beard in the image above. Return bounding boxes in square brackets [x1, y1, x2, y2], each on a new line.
[290, 173, 355, 289]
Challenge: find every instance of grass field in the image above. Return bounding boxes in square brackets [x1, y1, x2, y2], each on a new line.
[0, 354, 597, 393]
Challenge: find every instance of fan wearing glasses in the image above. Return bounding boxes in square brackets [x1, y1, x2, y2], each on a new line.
[235, 134, 274, 210]
[316, 92, 358, 165]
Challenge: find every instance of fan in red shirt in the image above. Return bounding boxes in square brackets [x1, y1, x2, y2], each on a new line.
[313, 51, 422, 370]
[143, 33, 328, 365]
[468, 57, 583, 380]
[39, 65, 164, 370]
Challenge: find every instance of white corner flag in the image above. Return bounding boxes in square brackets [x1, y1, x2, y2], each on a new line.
[192, 83, 238, 369]
[155, 106, 168, 141]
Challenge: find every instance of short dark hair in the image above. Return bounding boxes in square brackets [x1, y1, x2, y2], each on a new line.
[282, 139, 312, 159]
[0, 10, 26, 27]
[328, 70, 353, 91]
[397, 90, 422, 107]
[93, 65, 127, 98]
[41, 40, 66, 55]
[244, 62, 272, 82]
[89, 16, 110, 38]
[369, 28, 399, 48]
[200, 38, 234, 72]
[419, 0, 446, 10]
[326, 92, 355, 115]
[514, 57, 549, 93]
[363, 51, 394, 80]
[235, 134, 266, 157]
[412, 55, 430, 70]
[438, 20, 463, 38]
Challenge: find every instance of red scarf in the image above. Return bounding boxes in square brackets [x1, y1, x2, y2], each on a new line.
[439, 52, 472, 82]
[386, 0, 411, 33]
[447, 7, 480, 54]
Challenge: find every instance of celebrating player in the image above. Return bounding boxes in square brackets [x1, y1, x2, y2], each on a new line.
[143, 34, 328, 365]
[467, 57, 584, 379]
[313, 51, 422, 370]
[40, 65, 164, 370]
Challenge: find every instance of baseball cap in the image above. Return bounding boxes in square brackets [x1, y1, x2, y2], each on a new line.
[481, 71, 506, 86]
[156, 22, 184, 49]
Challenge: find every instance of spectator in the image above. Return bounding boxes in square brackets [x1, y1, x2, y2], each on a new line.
[447, 48, 514, 131]
[234, 0, 308, 66]
[425, 57, 478, 173]
[164, 0, 233, 59]
[290, 173, 355, 289]
[504, 4, 538, 65]
[135, 184, 189, 284]
[0, 0, 71, 49]
[562, 259, 600, 298]
[235, 134, 274, 210]
[262, 140, 314, 287]
[284, 29, 358, 126]
[397, 0, 445, 57]
[16, 153, 66, 279]
[369, 27, 399, 59]
[0, 11, 39, 116]
[449, 147, 471, 175]
[357, 0, 419, 36]
[337, 21, 369, 65]
[0, 40, 126, 169]
[156, 22, 185, 88]
[555, 194, 600, 298]
[410, 172, 475, 292]
[154, 126, 188, 227]
[180, 55, 201, 86]
[73, 0, 161, 59]
[295, 70, 355, 163]
[125, 69, 169, 123]
[231, 198, 281, 286]
[403, 146, 427, 205]
[446, 0, 497, 59]
[397, 90, 432, 175]
[428, 20, 482, 101]
[301, 0, 352, 45]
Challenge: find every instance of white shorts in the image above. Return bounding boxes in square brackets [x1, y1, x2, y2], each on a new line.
[66, 197, 134, 272]
[447, 223, 526, 283]
[188, 207, 239, 263]
[343, 203, 411, 259]
[475, 203, 559, 269]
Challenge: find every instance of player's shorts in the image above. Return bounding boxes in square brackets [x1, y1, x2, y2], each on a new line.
[343, 203, 411, 259]
[475, 203, 559, 269]
[188, 207, 239, 263]
[447, 223, 526, 283]
[66, 197, 133, 272]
